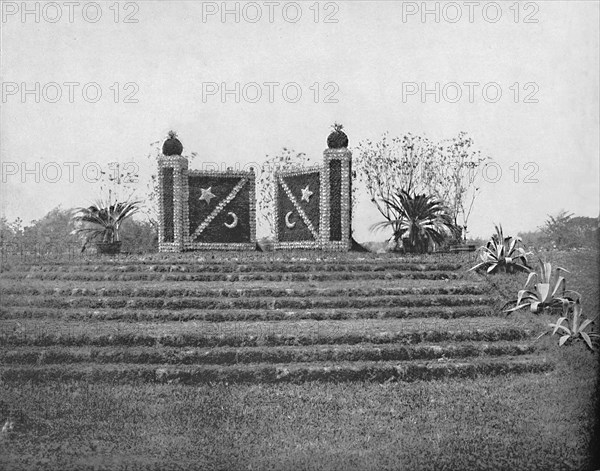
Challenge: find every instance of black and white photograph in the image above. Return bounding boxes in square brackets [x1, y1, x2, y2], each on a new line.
[1, 1, 599, 469]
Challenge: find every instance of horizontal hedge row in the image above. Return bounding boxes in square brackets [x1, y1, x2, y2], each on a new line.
[0, 305, 493, 322]
[1, 326, 533, 348]
[2, 294, 493, 310]
[0, 357, 554, 384]
[0, 284, 487, 299]
[1, 342, 536, 366]
[1, 271, 461, 282]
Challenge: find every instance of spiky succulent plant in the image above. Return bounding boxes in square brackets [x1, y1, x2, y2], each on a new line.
[505, 260, 580, 314]
[469, 225, 531, 274]
[537, 299, 599, 350]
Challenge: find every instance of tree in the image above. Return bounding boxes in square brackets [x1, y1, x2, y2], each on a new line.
[355, 132, 438, 244]
[356, 131, 487, 245]
[542, 210, 574, 248]
[0, 217, 23, 244]
[117, 218, 158, 253]
[26, 207, 76, 245]
[1, 208, 81, 259]
[434, 132, 487, 241]
[542, 211, 599, 249]
[256, 147, 312, 237]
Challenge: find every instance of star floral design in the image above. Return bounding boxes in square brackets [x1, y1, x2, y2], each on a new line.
[301, 185, 313, 203]
[199, 187, 216, 205]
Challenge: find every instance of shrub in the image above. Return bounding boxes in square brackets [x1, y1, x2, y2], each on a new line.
[505, 260, 580, 314]
[371, 190, 459, 253]
[71, 198, 140, 251]
[539, 299, 599, 350]
[469, 225, 531, 274]
[119, 219, 158, 253]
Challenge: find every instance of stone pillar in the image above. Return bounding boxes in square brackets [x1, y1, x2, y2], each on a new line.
[320, 148, 352, 251]
[158, 154, 188, 252]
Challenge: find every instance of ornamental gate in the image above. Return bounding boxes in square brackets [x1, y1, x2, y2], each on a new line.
[158, 155, 256, 252]
[158, 144, 351, 252]
[274, 148, 352, 251]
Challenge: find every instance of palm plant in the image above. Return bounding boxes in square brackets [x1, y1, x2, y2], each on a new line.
[371, 190, 459, 253]
[505, 260, 580, 314]
[469, 225, 531, 274]
[71, 197, 140, 253]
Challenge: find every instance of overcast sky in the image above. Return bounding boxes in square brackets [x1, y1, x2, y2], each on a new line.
[1, 1, 598, 241]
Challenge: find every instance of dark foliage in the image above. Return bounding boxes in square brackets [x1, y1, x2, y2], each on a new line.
[162, 130, 183, 156]
[327, 123, 349, 149]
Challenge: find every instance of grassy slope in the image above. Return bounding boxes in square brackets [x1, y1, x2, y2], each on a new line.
[479, 248, 600, 317]
[0, 345, 597, 471]
[0, 248, 598, 470]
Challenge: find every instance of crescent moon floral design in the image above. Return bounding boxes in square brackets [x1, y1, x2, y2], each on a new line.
[285, 211, 296, 229]
[224, 212, 239, 229]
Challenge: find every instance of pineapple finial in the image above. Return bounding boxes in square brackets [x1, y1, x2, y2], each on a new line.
[162, 130, 183, 156]
[327, 122, 348, 149]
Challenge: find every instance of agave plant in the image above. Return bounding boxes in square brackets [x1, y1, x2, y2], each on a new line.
[71, 198, 140, 252]
[371, 190, 459, 254]
[539, 299, 599, 350]
[469, 225, 531, 274]
[505, 260, 580, 314]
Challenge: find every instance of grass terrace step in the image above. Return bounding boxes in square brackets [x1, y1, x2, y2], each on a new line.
[0, 317, 540, 339]
[1, 294, 494, 310]
[1, 250, 471, 261]
[0, 305, 495, 322]
[0, 320, 534, 348]
[0, 283, 488, 299]
[0, 342, 537, 366]
[0, 270, 461, 282]
[2, 254, 464, 266]
[3, 261, 463, 274]
[0, 356, 554, 384]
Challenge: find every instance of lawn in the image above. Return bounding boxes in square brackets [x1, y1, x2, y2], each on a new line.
[0, 350, 597, 471]
[0, 248, 598, 470]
